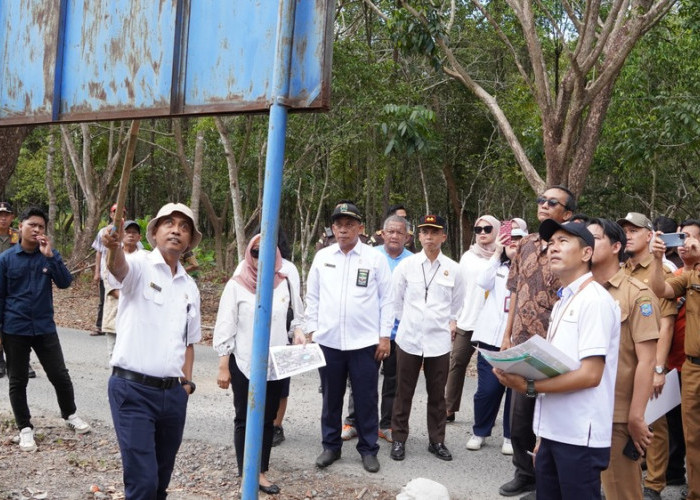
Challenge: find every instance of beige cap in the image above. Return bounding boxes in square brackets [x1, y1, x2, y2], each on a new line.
[146, 203, 202, 250]
[616, 212, 653, 231]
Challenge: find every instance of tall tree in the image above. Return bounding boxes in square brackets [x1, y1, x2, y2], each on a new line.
[378, 0, 677, 195]
[0, 126, 33, 195]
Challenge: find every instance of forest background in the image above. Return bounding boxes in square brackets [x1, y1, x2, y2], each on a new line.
[1, 0, 699, 290]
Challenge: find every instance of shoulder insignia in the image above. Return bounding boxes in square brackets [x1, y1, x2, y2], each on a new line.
[640, 303, 653, 317]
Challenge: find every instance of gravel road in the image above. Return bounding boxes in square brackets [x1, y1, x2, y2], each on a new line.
[0, 328, 688, 499]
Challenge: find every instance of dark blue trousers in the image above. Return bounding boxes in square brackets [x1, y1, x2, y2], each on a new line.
[319, 344, 379, 456]
[535, 437, 610, 500]
[109, 376, 188, 500]
[473, 346, 511, 438]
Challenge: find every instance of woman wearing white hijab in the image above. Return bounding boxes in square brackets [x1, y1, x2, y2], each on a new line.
[445, 215, 501, 422]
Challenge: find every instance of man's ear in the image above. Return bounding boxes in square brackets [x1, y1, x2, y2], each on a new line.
[611, 241, 622, 257]
[582, 245, 594, 263]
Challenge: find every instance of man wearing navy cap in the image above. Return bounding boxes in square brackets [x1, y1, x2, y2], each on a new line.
[496, 220, 620, 500]
[305, 202, 393, 473]
[389, 215, 465, 462]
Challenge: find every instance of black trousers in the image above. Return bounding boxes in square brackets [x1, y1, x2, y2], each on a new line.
[510, 391, 537, 481]
[3, 332, 76, 429]
[230, 356, 284, 474]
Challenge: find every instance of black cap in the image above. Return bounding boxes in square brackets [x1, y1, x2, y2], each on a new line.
[418, 214, 446, 230]
[332, 203, 362, 222]
[0, 202, 14, 213]
[124, 220, 141, 233]
[539, 219, 595, 249]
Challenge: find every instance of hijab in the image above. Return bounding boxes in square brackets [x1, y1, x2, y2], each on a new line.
[512, 217, 529, 234]
[232, 234, 286, 294]
[469, 215, 501, 259]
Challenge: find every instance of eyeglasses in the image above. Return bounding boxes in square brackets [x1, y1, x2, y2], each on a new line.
[473, 226, 493, 234]
[536, 196, 566, 209]
[250, 248, 259, 259]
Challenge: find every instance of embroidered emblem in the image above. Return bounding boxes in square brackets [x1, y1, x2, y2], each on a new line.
[640, 303, 653, 317]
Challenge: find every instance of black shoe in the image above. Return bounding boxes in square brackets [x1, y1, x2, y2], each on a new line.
[271, 426, 285, 447]
[315, 449, 341, 468]
[362, 454, 380, 473]
[499, 477, 536, 497]
[259, 483, 280, 495]
[0, 361, 5, 378]
[27, 364, 36, 379]
[428, 442, 453, 461]
[446, 412, 455, 423]
[666, 476, 686, 486]
[390, 440, 405, 461]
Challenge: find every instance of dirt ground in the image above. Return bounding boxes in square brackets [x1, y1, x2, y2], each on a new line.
[0, 274, 393, 500]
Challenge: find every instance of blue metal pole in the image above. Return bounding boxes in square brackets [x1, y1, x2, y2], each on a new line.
[241, 0, 296, 498]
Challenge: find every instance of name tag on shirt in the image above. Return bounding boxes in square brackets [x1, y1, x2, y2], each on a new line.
[356, 268, 370, 287]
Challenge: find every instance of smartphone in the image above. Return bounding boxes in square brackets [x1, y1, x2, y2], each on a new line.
[622, 436, 641, 461]
[499, 220, 513, 246]
[659, 232, 686, 248]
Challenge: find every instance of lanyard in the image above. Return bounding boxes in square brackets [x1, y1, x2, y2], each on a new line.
[546, 276, 594, 343]
[422, 261, 441, 303]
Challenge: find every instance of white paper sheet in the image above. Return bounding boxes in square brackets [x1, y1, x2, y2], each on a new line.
[645, 368, 681, 424]
[269, 343, 326, 379]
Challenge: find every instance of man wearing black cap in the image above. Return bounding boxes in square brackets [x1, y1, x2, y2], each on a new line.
[389, 215, 465, 462]
[499, 186, 575, 497]
[496, 220, 620, 500]
[305, 202, 393, 473]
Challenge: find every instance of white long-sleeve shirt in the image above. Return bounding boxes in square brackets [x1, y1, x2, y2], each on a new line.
[212, 276, 304, 380]
[472, 256, 511, 347]
[305, 240, 393, 350]
[455, 250, 491, 331]
[393, 250, 465, 357]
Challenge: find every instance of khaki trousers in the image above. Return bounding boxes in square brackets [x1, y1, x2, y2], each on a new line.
[644, 415, 669, 492]
[601, 423, 643, 500]
[683, 360, 700, 500]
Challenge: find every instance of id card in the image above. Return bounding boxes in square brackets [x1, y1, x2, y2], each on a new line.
[356, 268, 370, 287]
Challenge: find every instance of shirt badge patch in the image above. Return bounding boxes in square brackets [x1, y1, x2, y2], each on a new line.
[640, 303, 653, 317]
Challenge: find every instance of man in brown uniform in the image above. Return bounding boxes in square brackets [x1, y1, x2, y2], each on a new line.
[498, 186, 575, 497]
[650, 233, 700, 500]
[617, 212, 678, 499]
[588, 218, 659, 500]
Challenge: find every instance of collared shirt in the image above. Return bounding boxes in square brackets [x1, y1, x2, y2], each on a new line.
[622, 253, 677, 318]
[305, 240, 393, 350]
[534, 272, 621, 448]
[375, 245, 413, 272]
[393, 250, 465, 357]
[375, 245, 413, 340]
[506, 233, 561, 345]
[109, 248, 201, 378]
[455, 250, 492, 331]
[212, 276, 304, 380]
[472, 256, 511, 347]
[0, 244, 72, 336]
[604, 268, 660, 422]
[666, 270, 700, 357]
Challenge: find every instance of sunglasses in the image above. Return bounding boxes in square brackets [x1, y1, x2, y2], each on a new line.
[473, 226, 494, 234]
[536, 196, 566, 209]
[250, 248, 259, 259]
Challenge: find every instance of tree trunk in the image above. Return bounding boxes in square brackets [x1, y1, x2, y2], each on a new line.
[190, 128, 204, 225]
[45, 132, 57, 239]
[0, 126, 33, 195]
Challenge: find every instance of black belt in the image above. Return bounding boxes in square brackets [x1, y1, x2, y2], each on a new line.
[112, 367, 179, 389]
[687, 356, 700, 366]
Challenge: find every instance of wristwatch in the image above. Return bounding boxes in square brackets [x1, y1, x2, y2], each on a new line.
[526, 379, 538, 398]
[654, 365, 665, 375]
[181, 379, 196, 394]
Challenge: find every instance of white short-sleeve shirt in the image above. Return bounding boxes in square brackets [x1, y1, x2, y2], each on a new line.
[533, 272, 621, 448]
[109, 248, 201, 378]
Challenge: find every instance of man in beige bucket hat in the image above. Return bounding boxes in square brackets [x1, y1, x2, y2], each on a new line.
[101, 202, 202, 499]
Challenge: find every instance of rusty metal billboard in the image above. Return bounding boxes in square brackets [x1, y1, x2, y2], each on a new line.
[0, 0, 334, 126]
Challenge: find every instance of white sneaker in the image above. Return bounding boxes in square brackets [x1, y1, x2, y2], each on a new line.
[467, 435, 485, 450]
[19, 427, 37, 452]
[501, 437, 514, 455]
[65, 414, 91, 434]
